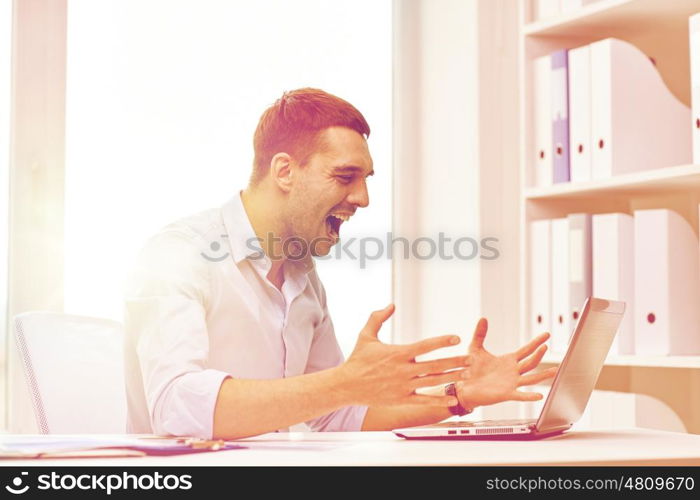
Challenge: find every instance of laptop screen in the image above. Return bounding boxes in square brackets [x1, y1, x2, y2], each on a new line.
[535, 297, 626, 433]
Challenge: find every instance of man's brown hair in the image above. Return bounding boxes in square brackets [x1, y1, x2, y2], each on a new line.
[251, 88, 370, 184]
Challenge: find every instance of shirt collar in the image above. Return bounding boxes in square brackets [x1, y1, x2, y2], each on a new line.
[221, 191, 316, 275]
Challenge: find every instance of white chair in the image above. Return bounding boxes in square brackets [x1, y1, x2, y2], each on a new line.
[13, 311, 127, 434]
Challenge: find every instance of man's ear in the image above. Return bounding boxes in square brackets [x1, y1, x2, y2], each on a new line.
[269, 152, 294, 193]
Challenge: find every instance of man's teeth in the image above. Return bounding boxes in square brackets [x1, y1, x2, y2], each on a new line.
[330, 213, 351, 222]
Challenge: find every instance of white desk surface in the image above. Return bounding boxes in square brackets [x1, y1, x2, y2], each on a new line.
[2, 428, 699, 466]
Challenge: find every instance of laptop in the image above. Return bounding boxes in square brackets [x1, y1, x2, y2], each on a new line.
[393, 297, 625, 440]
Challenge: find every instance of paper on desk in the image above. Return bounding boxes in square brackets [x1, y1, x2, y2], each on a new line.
[0, 435, 245, 459]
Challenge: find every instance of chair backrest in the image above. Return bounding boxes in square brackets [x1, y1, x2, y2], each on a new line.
[14, 311, 126, 434]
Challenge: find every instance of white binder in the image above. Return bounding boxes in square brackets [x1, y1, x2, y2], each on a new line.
[550, 218, 569, 353]
[529, 220, 551, 339]
[634, 209, 700, 355]
[550, 214, 592, 353]
[592, 213, 635, 355]
[533, 55, 553, 187]
[690, 13, 700, 163]
[590, 38, 691, 179]
[567, 213, 592, 328]
[568, 44, 592, 183]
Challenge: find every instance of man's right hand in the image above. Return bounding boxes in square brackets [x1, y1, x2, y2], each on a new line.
[338, 304, 471, 407]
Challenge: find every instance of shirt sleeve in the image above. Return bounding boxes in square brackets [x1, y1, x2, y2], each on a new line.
[303, 279, 368, 432]
[124, 230, 230, 439]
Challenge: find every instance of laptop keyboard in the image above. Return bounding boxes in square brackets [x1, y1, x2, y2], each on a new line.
[432, 419, 537, 428]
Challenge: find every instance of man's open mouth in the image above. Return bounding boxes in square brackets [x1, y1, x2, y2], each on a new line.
[325, 212, 352, 238]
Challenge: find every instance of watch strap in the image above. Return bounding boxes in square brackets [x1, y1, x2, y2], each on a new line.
[445, 383, 472, 416]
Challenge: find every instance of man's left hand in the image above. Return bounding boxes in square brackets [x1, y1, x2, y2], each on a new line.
[455, 318, 558, 410]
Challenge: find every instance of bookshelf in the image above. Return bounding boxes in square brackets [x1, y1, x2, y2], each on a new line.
[524, 0, 700, 38]
[518, 0, 700, 433]
[542, 353, 700, 369]
[524, 163, 700, 200]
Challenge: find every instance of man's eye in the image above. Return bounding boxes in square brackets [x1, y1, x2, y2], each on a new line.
[337, 175, 353, 183]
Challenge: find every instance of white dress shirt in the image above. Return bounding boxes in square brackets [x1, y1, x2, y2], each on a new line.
[124, 192, 368, 438]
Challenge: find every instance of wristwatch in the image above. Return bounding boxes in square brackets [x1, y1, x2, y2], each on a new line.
[445, 383, 473, 416]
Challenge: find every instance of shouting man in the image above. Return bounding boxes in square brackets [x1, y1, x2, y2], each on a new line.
[125, 88, 556, 439]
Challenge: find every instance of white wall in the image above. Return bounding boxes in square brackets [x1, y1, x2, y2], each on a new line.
[393, 0, 481, 350]
[475, 0, 521, 357]
[394, 0, 520, 345]
[393, 0, 521, 416]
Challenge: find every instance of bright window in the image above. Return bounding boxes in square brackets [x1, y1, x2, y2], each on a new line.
[64, 0, 392, 355]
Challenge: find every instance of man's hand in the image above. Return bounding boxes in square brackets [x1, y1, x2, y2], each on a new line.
[455, 318, 558, 409]
[340, 304, 471, 408]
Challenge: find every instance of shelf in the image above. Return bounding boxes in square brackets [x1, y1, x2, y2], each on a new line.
[542, 353, 700, 369]
[523, 0, 700, 37]
[517, 0, 700, 434]
[524, 164, 700, 200]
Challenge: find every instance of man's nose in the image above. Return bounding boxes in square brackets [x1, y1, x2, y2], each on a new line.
[348, 179, 370, 208]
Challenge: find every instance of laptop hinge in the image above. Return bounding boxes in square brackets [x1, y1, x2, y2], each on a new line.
[535, 424, 572, 435]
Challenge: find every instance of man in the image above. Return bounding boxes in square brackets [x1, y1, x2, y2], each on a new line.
[125, 88, 556, 439]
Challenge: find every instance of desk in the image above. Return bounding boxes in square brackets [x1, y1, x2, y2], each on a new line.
[1, 428, 699, 466]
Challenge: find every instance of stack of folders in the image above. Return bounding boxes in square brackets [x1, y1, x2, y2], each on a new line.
[533, 0, 601, 22]
[531, 38, 691, 188]
[529, 208, 700, 355]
